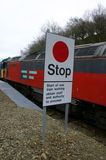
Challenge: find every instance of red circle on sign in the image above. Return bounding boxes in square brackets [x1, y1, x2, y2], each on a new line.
[53, 41, 69, 63]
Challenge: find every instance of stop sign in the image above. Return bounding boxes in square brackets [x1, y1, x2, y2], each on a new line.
[53, 41, 69, 63]
[43, 33, 75, 106]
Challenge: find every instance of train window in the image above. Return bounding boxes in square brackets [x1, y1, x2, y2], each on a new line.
[75, 49, 79, 55]
[37, 53, 45, 60]
[75, 46, 98, 56]
[2, 62, 7, 68]
[11, 56, 21, 61]
[103, 48, 106, 56]
[23, 53, 39, 60]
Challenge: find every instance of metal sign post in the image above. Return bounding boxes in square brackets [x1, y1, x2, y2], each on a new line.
[41, 106, 47, 143]
[64, 103, 69, 133]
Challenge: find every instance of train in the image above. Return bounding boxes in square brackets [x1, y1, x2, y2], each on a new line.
[0, 42, 106, 129]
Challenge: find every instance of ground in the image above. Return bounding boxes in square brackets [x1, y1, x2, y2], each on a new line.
[0, 90, 106, 160]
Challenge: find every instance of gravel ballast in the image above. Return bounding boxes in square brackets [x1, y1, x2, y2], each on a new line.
[0, 90, 106, 160]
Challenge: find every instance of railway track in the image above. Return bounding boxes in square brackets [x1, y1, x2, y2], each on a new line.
[8, 81, 106, 131]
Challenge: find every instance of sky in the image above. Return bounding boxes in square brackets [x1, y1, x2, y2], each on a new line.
[0, 0, 106, 60]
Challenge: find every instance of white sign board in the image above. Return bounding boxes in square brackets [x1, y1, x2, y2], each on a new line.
[43, 33, 75, 106]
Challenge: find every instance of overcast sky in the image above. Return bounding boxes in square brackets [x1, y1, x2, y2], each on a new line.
[0, 0, 106, 60]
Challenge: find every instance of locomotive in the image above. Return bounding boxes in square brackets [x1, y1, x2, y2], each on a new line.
[0, 42, 106, 129]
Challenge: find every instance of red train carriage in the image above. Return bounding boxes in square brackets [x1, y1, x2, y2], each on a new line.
[73, 42, 106, 107]
[6, 42, 106, 107]
[7, 53, 44, 91]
